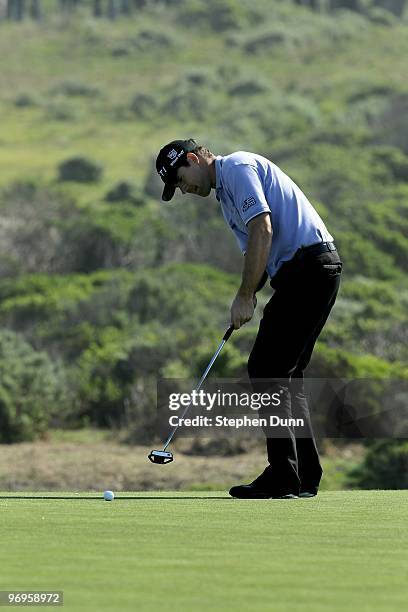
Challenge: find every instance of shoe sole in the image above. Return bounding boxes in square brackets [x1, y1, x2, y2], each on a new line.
[299, 492, 317, 498]
[229, 493, 299, 499]
[276, 494, 298, 499]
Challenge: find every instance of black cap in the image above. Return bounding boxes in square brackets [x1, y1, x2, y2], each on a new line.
[156, 139, 198, 201]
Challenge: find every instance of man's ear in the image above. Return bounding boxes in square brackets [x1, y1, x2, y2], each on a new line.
[186, 152, 199, 164]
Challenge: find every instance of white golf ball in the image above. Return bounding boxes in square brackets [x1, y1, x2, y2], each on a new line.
[103, 490, 114, 501]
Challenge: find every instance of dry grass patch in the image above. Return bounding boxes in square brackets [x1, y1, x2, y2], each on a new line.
[0, 439, 265, 492]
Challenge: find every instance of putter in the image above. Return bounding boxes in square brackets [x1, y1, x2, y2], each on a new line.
[148, 325, 234, 464]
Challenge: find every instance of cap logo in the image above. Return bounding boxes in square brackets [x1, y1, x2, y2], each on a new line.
[167, 149, 185, 167]
[167, 149, 178, 161]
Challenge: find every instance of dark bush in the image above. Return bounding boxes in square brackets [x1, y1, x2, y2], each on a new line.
[347, 84, 395, 104]
[368, 7, 396, 26]
[50, 80, 100, 98]
[161, 87, 213, 121]
[179, 0, 248, 32]
[244, 29, 292, 54]
[14, 93, 37, 108]
[130, 93, 157, 119]
[44, 100, 78, 122]
[105, 181, 145, 206]
[371, 146, 408, 182]
[374, 93, 408, 154]
[132, 29, 174, 50]
[0, 330, 69, 442]
[348, 440, 408, 489]
[372, 0, 406, 18]
[74, 323, 181, 428]
[111, 45, 131, 57]
[228, 79, 268, 97]
[184, 69, 214, 86]
[0, 183, 161, 275]
[111, 29, 175, 57]
[58, 156, 103, 183]
[207, 0, 246, 32]
[0, 182, 80, 276]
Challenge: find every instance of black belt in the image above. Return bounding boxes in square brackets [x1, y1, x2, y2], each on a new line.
[295, 241, 337, 260]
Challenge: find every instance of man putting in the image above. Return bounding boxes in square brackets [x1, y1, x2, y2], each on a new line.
[156, 139, 342, 499]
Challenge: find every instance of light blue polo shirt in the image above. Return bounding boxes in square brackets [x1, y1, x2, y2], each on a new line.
[215, 151, 333, 279]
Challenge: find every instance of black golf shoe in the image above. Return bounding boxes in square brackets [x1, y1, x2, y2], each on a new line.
[229, 483, 298, 499]
[299, 487, 318, 498]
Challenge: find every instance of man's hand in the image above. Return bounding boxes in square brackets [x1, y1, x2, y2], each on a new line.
[231, 292, 257, 329]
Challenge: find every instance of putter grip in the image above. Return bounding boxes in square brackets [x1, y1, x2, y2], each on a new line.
[223, 325, 234, 342]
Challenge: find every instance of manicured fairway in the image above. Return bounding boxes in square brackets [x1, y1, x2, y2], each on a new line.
[1, 491, 407, 612]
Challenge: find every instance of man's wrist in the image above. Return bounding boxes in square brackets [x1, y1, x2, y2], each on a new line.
[238, 286, 254, 299]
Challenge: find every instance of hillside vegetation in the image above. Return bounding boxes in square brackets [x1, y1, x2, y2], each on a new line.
[0, 0, 407, 443]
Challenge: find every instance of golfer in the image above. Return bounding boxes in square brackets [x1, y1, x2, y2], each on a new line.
[156, 139, 342, 499]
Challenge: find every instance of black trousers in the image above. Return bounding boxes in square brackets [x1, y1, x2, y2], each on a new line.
[247, 248, 342, 495]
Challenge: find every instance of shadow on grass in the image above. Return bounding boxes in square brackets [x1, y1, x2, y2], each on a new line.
[0, 495, 230, 500]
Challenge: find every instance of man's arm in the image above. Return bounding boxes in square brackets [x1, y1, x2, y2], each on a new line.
[240, 213, 272, 297]
[231, 212, 272, 329]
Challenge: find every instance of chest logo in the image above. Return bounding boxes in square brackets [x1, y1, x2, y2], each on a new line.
[242, 196, 256, 213]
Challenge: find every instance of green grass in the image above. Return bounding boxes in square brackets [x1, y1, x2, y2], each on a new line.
[2, 491, 407, 611]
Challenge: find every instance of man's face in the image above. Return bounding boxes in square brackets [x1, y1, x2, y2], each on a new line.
[173, 154, 212, 197]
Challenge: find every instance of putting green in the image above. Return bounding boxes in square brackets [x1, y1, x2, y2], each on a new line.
[1, 491, 407, 611]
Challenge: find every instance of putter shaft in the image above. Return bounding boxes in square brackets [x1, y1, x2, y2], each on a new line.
[162, 325, 234, 451]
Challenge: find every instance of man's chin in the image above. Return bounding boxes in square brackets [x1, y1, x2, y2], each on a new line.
[193, 185, 211, 197]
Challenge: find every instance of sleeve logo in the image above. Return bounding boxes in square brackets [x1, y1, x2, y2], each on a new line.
[242, 196, 257, 213]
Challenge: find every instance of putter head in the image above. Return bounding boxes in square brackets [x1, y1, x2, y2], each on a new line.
[148, 450, 174, 465]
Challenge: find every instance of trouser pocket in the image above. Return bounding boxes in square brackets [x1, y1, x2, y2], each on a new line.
[322, 263, 343, 276]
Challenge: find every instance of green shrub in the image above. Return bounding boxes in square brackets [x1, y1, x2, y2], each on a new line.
[131, 29, 174, 50]
[105, 181, 145, 205]
[328, 277, 408, 362]
[44, 100, 79, 122]
[184, 68, 215, 87]
[74, 323, 182, 429]
[130, 93, 157, 119]
[58, 156, 103, 183]
[50, 80, 101, 98]
[0, 181, 82, 276]
[368, 7, 396, 25]
[126, 263, 237, 331]
[335, 232, 402, 280]
[209, 0, 247, 31]
[111, 45, 131, 57]
[371, 146, 408, 182]
[310, 344, 408, 379]
[343, 93, 390, 129]
[243, 26, 306, 54]
[0, 330, 69, 442]
[372, 0, 406, 18]
[0, 182, 162, 274]
[374, 93, 408, 154]
[347, 440, 408, 489]
[179, 0, 249, 32]
[111, 29, 176, 57]
[161, 86, 215, 121]
[14, 93, 37, 108]
[228, 79, 269, 97]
